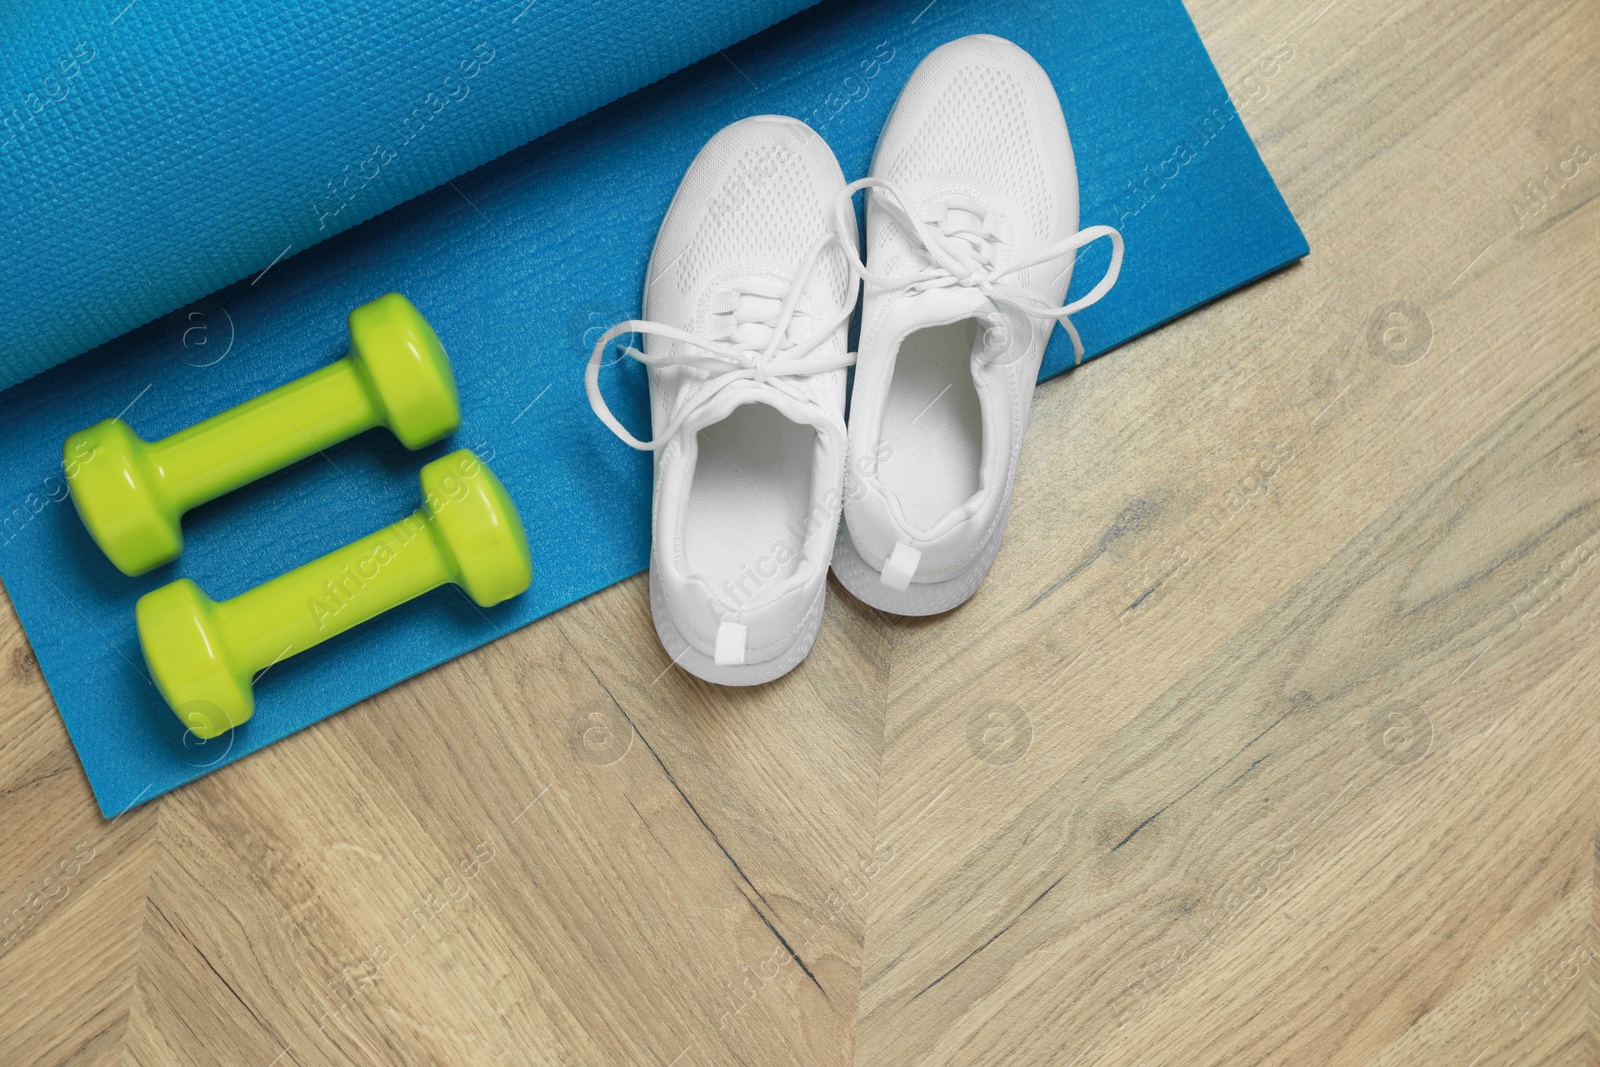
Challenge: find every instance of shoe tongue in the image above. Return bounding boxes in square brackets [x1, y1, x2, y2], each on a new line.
[682, 377, 840, 442]
[885, 284, 994, 338]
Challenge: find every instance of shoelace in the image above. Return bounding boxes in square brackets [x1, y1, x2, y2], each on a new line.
[829, 176, 1124, 360]
[585, 233, 858, 451]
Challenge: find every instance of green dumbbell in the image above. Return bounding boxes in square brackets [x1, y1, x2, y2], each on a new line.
[65, 293, 460, 576]
[137, 449, 531, 739]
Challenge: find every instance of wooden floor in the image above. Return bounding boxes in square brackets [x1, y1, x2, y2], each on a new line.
[5, 0, 1599, 1062]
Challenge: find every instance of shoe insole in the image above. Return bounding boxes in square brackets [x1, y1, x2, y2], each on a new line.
[685, 403, 816, 599]
[879, 319, 983, 530]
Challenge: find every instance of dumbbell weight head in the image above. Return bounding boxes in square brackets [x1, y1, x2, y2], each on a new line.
[138, 450, 531, 739]
[136, 579, 253, 740]
[345, 293, 460, 450]
[64, 418, 182, 578]
[420, 450, 533, 608]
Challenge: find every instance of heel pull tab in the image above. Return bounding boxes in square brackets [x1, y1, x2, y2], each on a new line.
[879, 542, 921, 591]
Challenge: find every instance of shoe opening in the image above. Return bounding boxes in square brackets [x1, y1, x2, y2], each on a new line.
[685, 403, 819, 608]
[879, 318, 983, 529]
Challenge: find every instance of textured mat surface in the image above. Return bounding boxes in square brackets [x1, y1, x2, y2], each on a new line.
[0, 0, 1307, 815]
[0, 0, 818, 387]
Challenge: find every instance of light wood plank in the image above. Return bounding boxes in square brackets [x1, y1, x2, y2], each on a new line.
[1, 0, 1597, 1063]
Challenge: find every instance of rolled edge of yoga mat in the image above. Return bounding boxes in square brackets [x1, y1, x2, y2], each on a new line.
[0, 0, 818, 390]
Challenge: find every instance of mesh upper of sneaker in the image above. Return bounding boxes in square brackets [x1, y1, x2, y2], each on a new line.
[884, 62, 1053, 243]
[648, 120, 853, 424]
[674, 142, 848, 299]
[868, 36, 1079, 300]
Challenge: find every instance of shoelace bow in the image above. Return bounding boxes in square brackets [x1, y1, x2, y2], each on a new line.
[585, 233, 858, 451]
[829, 176, 1124, 360]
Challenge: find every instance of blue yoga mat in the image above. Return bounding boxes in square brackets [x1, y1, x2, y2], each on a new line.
[0, 0, 1308, 816]
[0, 0, 818, 389]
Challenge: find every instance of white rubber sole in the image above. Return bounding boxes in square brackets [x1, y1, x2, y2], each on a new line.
[649, 568, 828, 686]
[829, 500, 1013, 617]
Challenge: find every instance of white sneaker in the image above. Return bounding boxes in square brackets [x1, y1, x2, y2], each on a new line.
[830, 35, 1124, 616]
[586, 116, 857, 685]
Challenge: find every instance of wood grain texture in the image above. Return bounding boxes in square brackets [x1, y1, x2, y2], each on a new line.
[2, 0, 1597, 1062]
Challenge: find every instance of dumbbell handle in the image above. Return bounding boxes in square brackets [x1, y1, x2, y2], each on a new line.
[217, 504, 447, 672]
[154, 358, 377, 513]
